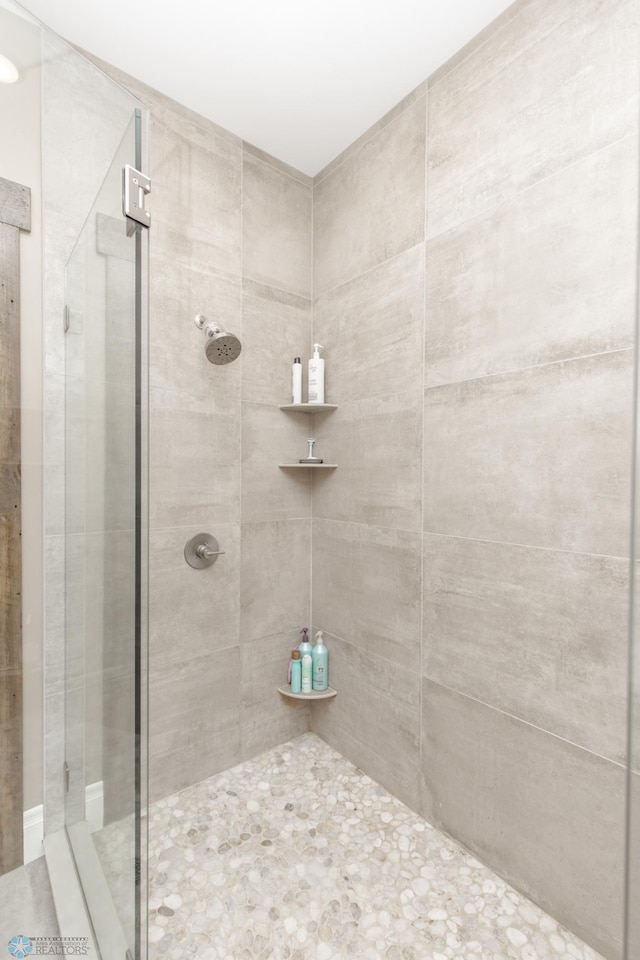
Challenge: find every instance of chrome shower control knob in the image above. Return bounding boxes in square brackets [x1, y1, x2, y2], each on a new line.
[184, 533, 225, 569]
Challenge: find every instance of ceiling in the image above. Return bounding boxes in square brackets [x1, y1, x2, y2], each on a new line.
[16, 0, 515, 175]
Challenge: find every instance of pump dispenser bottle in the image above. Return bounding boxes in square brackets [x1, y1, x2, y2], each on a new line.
[312, 630, 328, 691]
[308, 344, 325, 404]
[298, 627, 312, 660]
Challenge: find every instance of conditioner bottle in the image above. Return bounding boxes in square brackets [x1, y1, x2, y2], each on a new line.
[312, 630, 328, 691]
[308, 344, 325, 404]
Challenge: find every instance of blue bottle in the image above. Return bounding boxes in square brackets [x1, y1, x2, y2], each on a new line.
[312, 630, 328, 691]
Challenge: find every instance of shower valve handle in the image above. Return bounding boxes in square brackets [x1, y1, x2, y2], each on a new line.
[184, 533, 225, 569]
[195, 544, 225, 560]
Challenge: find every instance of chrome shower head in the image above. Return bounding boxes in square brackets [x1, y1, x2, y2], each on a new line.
[194, 314, 242, 365]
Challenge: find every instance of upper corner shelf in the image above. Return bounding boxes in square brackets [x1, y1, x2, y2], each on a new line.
[279, 403, 338, 413]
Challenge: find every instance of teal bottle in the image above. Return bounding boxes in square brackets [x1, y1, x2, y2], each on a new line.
[312, 630, 328, 691]
[298, 627, 312, 661]
[290, 650, 302, 694]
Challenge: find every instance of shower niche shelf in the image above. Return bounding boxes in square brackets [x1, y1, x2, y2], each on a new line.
[278, 684, 337, 701]
[279, 463, 337, 470]
[279, 405, 338, 468]
[279, 403, 337, 413]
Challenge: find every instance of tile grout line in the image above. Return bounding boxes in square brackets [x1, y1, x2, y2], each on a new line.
[426, 130, 636, 246]
[419, 85, 428, 799]
[312, 516, 630, 563]
[310, 164, 315, 728]
[315, 240, 425, 300]
[313, 89, 427, 188]
[243, 145, 312, 188]
[424, 345, 633, 393]
[424, 676, 628, 771]
[239, 140, 245, 756]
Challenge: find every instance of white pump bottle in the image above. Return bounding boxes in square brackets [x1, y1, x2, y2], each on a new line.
[308, 343, 325, 404]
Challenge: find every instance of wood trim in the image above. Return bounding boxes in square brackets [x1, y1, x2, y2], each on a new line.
[0, 177, 30, 875]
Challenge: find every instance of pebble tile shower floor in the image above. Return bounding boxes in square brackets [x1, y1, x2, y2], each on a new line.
[148, 733, 602, 960]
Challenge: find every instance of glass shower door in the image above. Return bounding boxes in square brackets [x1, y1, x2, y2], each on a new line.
[64, 109, 148, 959]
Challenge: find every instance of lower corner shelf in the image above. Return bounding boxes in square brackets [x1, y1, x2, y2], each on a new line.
[278, 684, 337, 701]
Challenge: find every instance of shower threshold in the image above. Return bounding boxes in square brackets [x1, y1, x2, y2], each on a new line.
[148, 733, 602, 960]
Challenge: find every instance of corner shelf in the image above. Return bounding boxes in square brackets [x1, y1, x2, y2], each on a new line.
[279, 463, 337, 469]
[279, 403, 337, 413]
[278, 684, 337, 701]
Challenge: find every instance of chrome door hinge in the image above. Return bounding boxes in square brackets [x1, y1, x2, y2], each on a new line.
[63, 304, 69, 333]
[64, 760, 70, 793]
[123, 164, 151, 230]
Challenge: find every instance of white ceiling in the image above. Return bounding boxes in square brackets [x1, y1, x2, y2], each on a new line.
[16, 0, 515, 175]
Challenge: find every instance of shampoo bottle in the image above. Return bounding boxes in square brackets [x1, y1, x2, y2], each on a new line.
[301, 653, 313, 693]
[308, 344, 325, 404]
[298, 627, 312, 660]
[291, 357, 302, 404]
[312, 630, 328, 691]
[290, 649, 302, 694]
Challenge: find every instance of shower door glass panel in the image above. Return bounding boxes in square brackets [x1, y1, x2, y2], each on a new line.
[64, 110, 148, 959]
[628, 389, 640, 954]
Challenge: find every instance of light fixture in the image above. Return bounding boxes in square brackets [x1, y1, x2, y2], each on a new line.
[0, 53, 19, 84]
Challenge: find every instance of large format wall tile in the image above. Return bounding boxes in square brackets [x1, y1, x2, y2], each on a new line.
[427, 0, 639, 237]
[421, 680, 626, 959]
[423, 350, 633, 556]
[628, 771, 640, 956]
[150, 387, 241, 528]
[313, 520, 422, 664]
[150, 254, 242, 401]
[313, 392, 423, 531]
[241, 402, 312, 521]
[240, 630, 310, 761]
[242, 153, 312, 297]
[310, 634, 421, 811]
[240, 519, 311, 642]
[152, 122, 242, 278]
[423, 534, 629, 762]
[149, 647, 240, 802]
[313, 96, 426, 295]
[149, 522, 240, 668]
[425, 136, 637, 387]
[314, 245, 425, 403]
[241, 281, 312, 406]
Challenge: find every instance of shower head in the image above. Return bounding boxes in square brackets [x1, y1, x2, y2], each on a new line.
[194, 314, 242, 365]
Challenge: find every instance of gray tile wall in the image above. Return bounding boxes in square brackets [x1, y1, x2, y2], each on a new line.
[141, 81, 314, 802]
[45, 52, 314, 808]
[310, 1, 638, 956]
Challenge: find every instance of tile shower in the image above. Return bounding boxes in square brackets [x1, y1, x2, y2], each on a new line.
[82, 0, 637, 956]
[0, 0, 637, 957]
